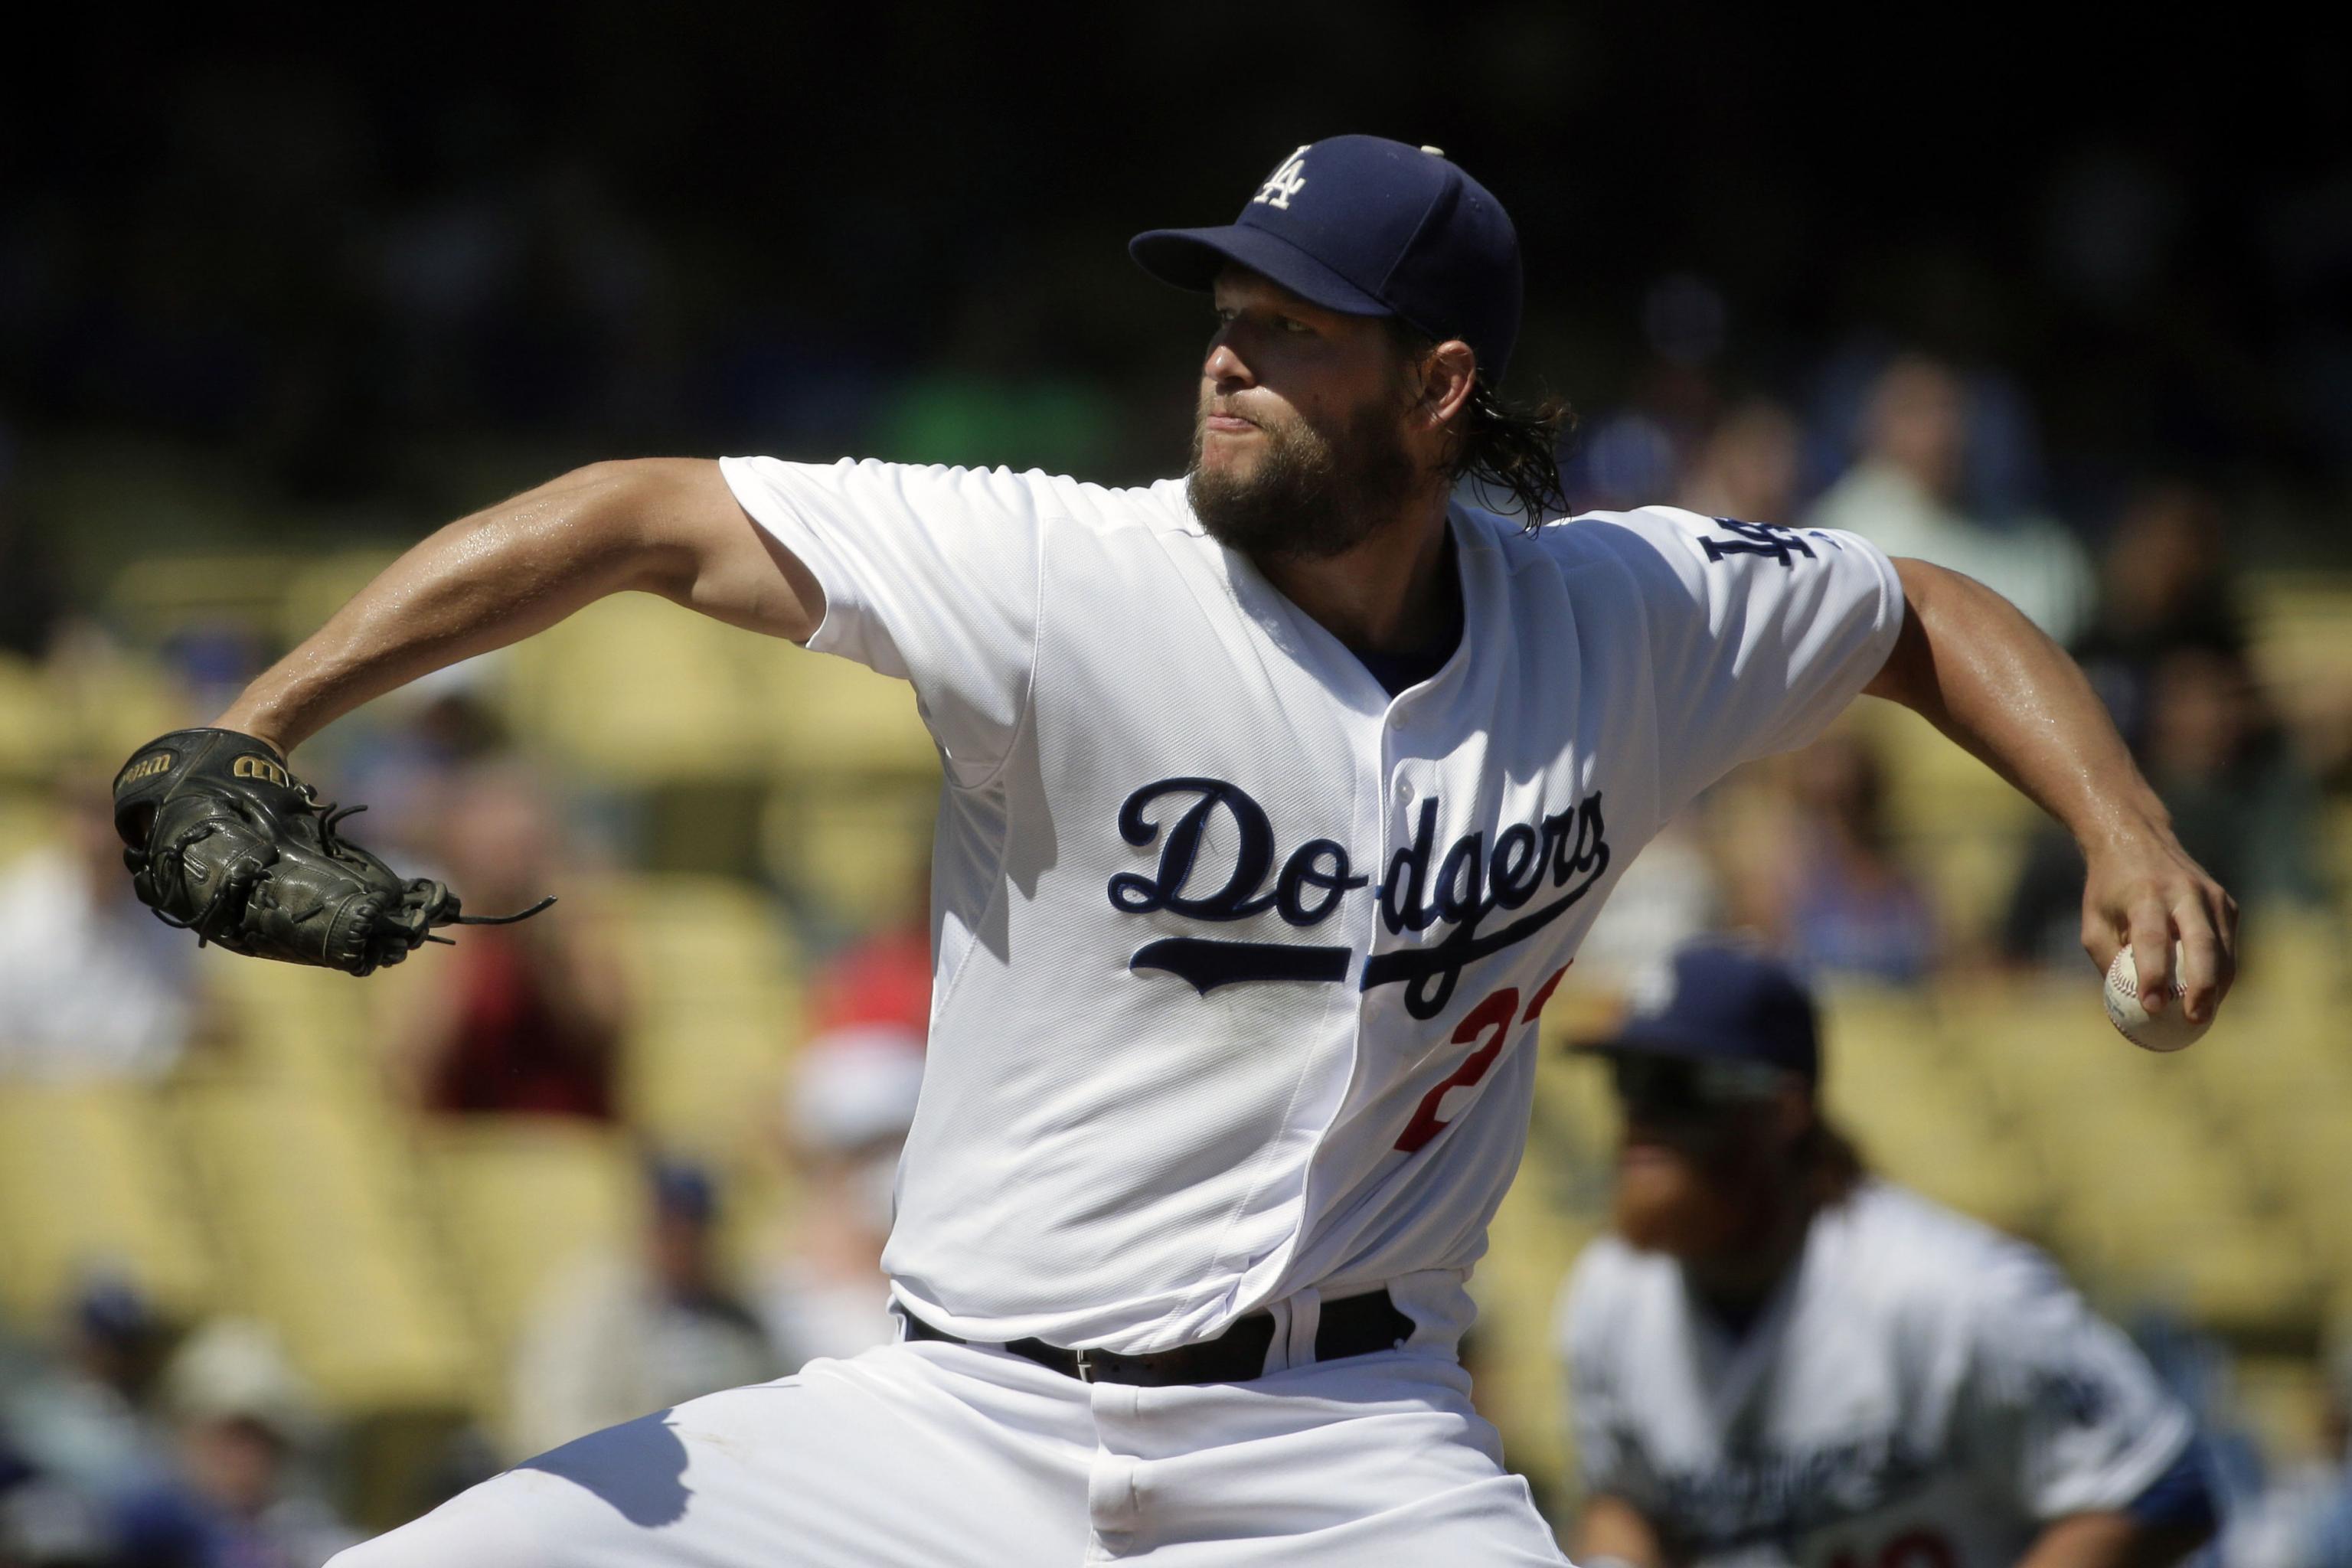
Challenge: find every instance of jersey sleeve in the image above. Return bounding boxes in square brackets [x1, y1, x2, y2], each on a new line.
[1573, 508, 1906, 815]
[1955, 1245, 2196, 1520]
[719, 456, 1047, 785]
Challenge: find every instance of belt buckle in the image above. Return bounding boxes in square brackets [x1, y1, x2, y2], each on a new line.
[1073, 1349, 1098, 1383]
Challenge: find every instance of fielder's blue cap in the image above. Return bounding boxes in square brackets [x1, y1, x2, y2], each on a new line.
[1586, 938, 1821, 1083]
[1129, 135, 1525, 384]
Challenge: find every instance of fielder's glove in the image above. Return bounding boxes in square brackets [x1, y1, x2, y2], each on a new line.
[113, 727, 551, 976]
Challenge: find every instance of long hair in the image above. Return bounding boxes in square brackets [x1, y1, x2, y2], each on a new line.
[1388, 321, 1575, 525]
[1800, 1114, 1870, 1208]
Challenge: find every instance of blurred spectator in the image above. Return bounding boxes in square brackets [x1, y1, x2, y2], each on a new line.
[759, 1026, 926, 1370]
[1555, 939, 2213, 1568]
[2003, 647, 2327, 965]
[387, 762, 625, 1119]
[1808, 354, 2096, 642]
[0, 1277, 175, 1514]
[106, 1318, 358, 1568]
[808, 869, 932, 1040]
[0, 776, 207, 1081]
[505, 1158, 780, 1460]
[1743, 734, 1938, 984]
[1675, 399, 1803, 526]
[2070, 481, 2251, 756]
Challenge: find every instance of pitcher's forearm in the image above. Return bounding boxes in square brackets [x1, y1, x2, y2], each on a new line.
[216, 462, 678, 755]
[1863, 556, 2235, 1014]
[1863, 558, 2167, 854]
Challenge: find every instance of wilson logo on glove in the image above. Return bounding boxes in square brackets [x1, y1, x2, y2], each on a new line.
[230, 753, 293, 788]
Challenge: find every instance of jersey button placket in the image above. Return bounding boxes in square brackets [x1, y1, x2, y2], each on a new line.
[1373, 719, 1419, 1020]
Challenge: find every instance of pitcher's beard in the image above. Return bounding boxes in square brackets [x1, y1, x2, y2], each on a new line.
[1187, 399, 1421, 563]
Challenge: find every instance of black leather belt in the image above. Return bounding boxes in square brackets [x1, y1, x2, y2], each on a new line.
[900, 1289, 1414, 1387]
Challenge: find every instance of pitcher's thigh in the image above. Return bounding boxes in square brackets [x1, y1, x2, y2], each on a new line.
[331, 1348, 1093, 1568]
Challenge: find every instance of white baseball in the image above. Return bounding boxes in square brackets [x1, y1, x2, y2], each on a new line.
[2103, 943, 2209, 1053]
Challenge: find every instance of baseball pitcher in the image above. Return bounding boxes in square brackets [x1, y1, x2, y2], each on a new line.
[113, 136, 2236, 1563]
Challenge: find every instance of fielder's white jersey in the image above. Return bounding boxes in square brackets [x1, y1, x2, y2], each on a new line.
[1557, 1181, 2194, 1568]
[720, 457, 1902, 1355]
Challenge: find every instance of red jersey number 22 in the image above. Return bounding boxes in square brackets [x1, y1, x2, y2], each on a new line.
[1393, 965, 1568, 1154]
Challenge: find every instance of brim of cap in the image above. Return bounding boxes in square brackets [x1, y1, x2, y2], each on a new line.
[1571, 1021, 1815, 1080]
[1570, 1021, 1730, 1063]
[1129, 223, 1393, 318]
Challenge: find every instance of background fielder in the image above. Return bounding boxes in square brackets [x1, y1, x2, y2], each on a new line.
[1558, 940, 2214, 1568]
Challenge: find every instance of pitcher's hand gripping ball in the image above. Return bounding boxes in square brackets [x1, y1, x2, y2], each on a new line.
[2103, 942, 2210, 1054]
[113, 727, 551, 976]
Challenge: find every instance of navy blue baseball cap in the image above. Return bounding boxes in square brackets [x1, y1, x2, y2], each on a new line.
[1584, 939, 1821, 1083]
[1130, 135, 1525, 384]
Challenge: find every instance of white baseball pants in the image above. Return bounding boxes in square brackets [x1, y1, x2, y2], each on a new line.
[329, 1335, 1569, 1565]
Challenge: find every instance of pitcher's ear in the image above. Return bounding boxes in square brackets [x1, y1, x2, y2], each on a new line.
[1417, 340, 1479, 429]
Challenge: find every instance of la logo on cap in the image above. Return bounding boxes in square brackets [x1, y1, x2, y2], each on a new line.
[1254, 146, 1309, 211]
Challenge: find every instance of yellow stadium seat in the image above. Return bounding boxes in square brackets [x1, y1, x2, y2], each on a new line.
[1477, 1162, 1603, 1504]
[0, 1086, 216, 1328]
[762, 649, 939, 778]
[2245, 571, 2352, 704]
[276, 550, 403, 652]
[1842, 704, 2034, 828]
[498, 593, 786, 785]
[201, 949, 377, 1094]
[103, 553, 304, 646]
[420, 1116, 639, 1361]
[763, 783, 938, 932]
[0, 656, 60, 785]
[611, 874, 800, 1004]
[1935, 972, 2188, 1118]
[1820, 981, 1973, 1111]
[2325, 801, 2352, 923]
[2031, 1101, 2318, 1336]
[603, 875, 801, 1150]
[44, 650, 192, 769]
[626, 1014, 799, 1159]
[173, 1083, 475, 1413]
[1863, 1114, 2049, 1238]
[2232, 1355, 2335, 1471]
[2262, 1112, 2352, 1276]
[0, 788, 58, 871]
[1529, 1049, 1619, 1174]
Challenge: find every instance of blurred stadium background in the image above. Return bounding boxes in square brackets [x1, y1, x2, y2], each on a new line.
[0, 7, 2347, 1560]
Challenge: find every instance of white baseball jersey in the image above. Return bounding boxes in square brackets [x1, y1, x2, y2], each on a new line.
[1557, 1181, 2194, 1568]
[719, 456, 1903, 1356]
